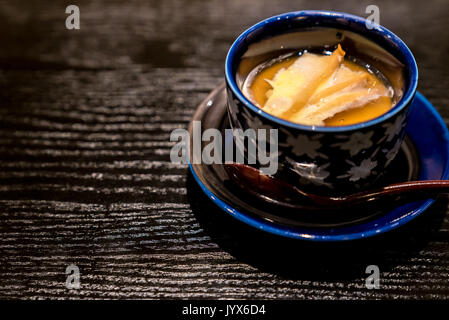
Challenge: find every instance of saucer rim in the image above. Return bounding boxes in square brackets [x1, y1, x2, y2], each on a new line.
[188, 91, 449, 241]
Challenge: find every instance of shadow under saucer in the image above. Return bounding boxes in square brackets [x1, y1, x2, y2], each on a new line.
[187, 171, 447, 281]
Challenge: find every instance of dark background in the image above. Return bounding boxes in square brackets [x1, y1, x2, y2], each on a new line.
[0, 0, 448, 299]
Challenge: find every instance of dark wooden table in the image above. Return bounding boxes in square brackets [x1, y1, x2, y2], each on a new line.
[0, 0, 448, 300]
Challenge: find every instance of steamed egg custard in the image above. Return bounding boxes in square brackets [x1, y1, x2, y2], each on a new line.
[243, 45, 394, 126]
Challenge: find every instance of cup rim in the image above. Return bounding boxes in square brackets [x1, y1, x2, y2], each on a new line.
[225, 10, 419, 132]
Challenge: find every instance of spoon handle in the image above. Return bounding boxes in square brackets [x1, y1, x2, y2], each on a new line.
[312, 180, 449, 207]
[224, 162, 449, 209]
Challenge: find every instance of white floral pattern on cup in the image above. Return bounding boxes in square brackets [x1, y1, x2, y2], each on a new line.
[383, 113, 406, 142]
[229, 99, 241, 125]
[286, 157, 332, 187]
[332, 131, 374, 156]
[280, 129, 327, 159]
[383, 139, 402, 166]
[338, 158, 378, 182]
[241, 107, 273, 132]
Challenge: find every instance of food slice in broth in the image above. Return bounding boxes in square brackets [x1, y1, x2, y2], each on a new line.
[263, 45, 345, 119]
[248, 45, 393, 126]
[291, 89, 384, 125]
[291, 63, 389, 125]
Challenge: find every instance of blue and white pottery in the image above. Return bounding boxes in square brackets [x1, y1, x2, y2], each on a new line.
[225, 11, 418, 193]
[188, 84, 449, 241]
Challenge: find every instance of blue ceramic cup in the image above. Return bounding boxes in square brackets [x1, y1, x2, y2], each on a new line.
[225, 10, 418, 193]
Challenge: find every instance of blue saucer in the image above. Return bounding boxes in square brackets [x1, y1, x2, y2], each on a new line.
[189, 87, 449, 241]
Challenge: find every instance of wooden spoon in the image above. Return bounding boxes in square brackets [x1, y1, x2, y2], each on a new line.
[223, 163, 449, 211]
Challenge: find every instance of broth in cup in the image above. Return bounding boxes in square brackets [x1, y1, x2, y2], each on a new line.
[242, 45, 397, 126]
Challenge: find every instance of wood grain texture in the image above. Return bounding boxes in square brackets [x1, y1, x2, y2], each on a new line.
[0, 0, 448, 300]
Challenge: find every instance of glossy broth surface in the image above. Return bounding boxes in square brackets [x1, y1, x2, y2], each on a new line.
[243, 51, 394, 126]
